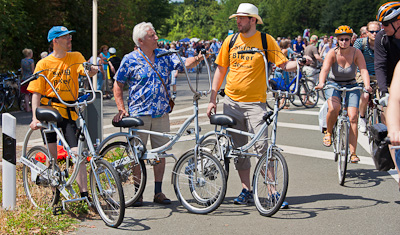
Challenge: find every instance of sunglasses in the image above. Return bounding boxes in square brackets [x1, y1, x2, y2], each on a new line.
[368, 30, 380, 34]
[338, 38, 350, 42]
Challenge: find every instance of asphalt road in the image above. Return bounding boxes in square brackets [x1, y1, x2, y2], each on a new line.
[1, 71, 400, 234]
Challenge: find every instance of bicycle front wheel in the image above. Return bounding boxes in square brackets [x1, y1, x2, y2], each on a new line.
[22, 146, 60, 209]
[173, 149, 227, 214]
[5, 87, 17, 110]
[101, 141, 147, 207]
[288, 81, 303, 107]
[337, 122, 349, 186]
[253, 150, 288, 217]
[300, 79, 319, 108]
[90, 159, 125, 228]
[0, 90, 5, 112]
[266, 92, 286, 111]
[200, 138, 230, 178]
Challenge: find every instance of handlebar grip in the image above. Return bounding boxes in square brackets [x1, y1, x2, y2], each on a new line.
[383, 137, 391, 145]
[238, 50, 257, 54]
[156, 51, 174, 58]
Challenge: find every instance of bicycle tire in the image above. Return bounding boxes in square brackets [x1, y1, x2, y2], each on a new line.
[266, 92, 286, 111]
[200, 138, 230, 179]
[22, 146, 60, 209]
[4, 87, 17, 110]
[90, 159, 125, 228]
[172, 149, 226, 214]
[19, 93, 26, 111]
[0, 91, 5, 112]
[337, 122, 349, 186]
[100, 141, 147, 207]
[288, 80, 303, 107]
[367, 105, 381, 155]
[300, 79, 319, 108]
[253, 149, 288, 217]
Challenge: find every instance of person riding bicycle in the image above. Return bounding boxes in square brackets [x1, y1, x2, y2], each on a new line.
[376, 1, 400, 188]
[27, 26, 98, 200]
[353, 21, 381, 133]
[387, 60, 400, 182]
[112, 22, 203, 206]
[315, 25, 371, 163]
[206, 3, 308, 208]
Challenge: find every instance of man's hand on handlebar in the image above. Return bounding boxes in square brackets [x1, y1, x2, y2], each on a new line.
[207, 101, 216, 118]
[300, 55, 313, 66]
[88, 65, 98, 77]
[113, 110, 129, 123]
[30, 119, 41, 130]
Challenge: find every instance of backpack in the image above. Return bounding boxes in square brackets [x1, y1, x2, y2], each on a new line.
[228, 32, 268, 52]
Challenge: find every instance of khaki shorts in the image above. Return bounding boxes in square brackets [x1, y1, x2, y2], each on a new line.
[223, 96, 268, 171]
[356, 72, 376, 84]
[136, 114, 170, 149]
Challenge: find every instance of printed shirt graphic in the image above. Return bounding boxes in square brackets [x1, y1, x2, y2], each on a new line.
[216, 31, 288, 102]
[115, 48, 184, 118]
[27, 52, 86, 120]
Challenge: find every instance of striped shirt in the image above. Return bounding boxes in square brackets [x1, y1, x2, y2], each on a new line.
[353, 38, 375, 75]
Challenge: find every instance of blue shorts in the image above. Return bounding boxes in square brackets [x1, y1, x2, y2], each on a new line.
[324, 81, 361, 108]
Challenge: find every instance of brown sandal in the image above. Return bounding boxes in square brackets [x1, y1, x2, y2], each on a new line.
[350, 154, 360, 163]
[323, 131, 332, 147]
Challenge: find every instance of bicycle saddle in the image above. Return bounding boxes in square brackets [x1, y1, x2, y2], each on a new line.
[36, 106, 63, 123]
[210, 114, 236, 127]
[112, 117, 144, 128]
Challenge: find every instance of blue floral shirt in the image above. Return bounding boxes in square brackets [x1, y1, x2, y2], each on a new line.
[115, 48, 185, 118]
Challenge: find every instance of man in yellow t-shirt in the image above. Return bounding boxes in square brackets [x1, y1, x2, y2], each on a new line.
[207, 3, 306, 207]
[28, 26, 98, 200]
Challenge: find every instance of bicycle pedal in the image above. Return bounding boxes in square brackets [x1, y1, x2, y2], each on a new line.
[53, 206, 64, 215]
[149, 159, 161, 165]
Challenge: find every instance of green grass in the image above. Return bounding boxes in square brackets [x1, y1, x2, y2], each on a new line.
[0, 164, 96, 234]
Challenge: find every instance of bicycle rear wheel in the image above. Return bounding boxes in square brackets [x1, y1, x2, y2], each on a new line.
[173, 149, 226, 214]
[253, 150, 288, 217]
[100, 141, 147, 207]
[90, 159, 125, 228]
[300, 79, 319, 108]
[337, 122, 349, 186]
[22, 146, 60, 209]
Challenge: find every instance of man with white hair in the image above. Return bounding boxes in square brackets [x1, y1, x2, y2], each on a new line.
[207, 3, 308, 208]
[113, 22, 202, 206]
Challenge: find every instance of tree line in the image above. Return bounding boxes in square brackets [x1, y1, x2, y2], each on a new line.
[0, 0, 386, 71]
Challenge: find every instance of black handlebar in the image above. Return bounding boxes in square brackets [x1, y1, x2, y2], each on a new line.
[156, 51, 176, 58]
[238, 50, 258, 54]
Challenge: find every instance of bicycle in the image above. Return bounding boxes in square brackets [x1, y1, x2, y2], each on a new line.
[19, 63, 125, 228]
[199, 48, 299, 216]
[365, 82, 385, 155]
[98, 50, 227, 214]
[267, 60, 319, 110]
[0, 71, 20, 112]
[322, 84, 364, 186]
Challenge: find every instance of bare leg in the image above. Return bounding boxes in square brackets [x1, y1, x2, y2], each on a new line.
[326, 97, 341, 134]
[238, 168, 251, 190]
[347, 107, 359, 155]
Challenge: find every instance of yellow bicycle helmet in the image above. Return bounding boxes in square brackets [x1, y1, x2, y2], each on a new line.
[334, 25, 354, 36]
[377, 2, 400, 23]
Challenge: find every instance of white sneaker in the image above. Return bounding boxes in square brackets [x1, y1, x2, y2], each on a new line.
[359, 117, 367, 133]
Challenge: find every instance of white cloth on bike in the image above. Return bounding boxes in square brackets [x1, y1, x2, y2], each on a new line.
[319, 101, 328, 133]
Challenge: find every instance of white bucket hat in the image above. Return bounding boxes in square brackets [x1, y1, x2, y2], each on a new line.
[229, 3, 263, 25]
